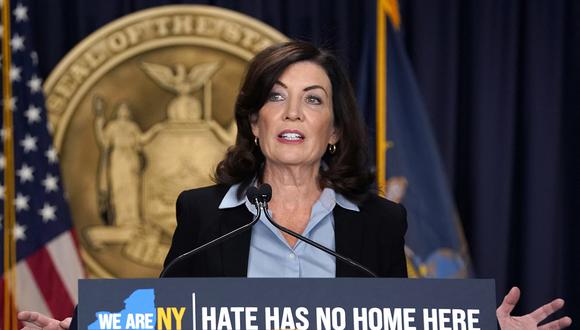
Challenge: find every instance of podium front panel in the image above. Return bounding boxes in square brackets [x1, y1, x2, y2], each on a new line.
[79, 278, 496, 330]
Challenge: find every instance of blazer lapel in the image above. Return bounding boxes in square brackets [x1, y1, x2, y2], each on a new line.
[218, 206, 252, 277]
[334, 206, 365, 277]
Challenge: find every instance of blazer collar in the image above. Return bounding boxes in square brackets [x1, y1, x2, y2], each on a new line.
[218, 205, 252, 277]
[334, 205, 365, 277]
[215, 184, 364, 277]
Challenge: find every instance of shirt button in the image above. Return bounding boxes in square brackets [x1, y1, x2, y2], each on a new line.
[288, 253, 296, 259]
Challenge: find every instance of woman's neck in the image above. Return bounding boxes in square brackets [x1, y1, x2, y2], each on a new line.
[261, 162, 323, 245]
[262, 162, 322, 209]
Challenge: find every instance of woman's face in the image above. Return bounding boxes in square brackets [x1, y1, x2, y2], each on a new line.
[251, 61, 338, 168]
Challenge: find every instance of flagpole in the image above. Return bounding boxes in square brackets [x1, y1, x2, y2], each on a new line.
[376, 0, 387, 196]
[2, 0, 18, 328]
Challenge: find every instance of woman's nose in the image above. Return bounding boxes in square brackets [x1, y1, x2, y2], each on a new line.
[284, 97, 303, 121]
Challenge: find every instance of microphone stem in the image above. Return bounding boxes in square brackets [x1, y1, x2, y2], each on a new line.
[261, 205, 378, 278]
[160, 202, 263, 278]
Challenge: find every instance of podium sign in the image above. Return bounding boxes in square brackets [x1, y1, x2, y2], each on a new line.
[79, 278, 496, 330]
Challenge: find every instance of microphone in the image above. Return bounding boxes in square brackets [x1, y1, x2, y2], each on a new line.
[258, 184, 272, 202]
[246, 186, 260, 205]
[160, 187, 262, 278]
[257, 184, 378, 277]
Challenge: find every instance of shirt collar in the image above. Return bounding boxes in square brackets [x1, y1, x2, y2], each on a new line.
[218, 182, 249, 209]
[218, 182, 359, 212]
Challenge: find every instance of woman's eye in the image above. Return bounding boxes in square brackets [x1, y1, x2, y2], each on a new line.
[267, 92, 284, 102]
[305, 95, 322, 105]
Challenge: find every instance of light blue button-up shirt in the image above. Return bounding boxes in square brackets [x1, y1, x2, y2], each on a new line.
[218, 183, 359, 277]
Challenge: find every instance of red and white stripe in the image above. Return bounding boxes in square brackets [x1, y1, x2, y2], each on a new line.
[15, 231, 84, 321]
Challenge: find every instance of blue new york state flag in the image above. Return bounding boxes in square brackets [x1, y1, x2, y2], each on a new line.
[357, 0, 470, 277]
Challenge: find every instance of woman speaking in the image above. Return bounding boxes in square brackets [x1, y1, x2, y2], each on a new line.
[18, 41, 571, 330]
[162, 40, 406, 279]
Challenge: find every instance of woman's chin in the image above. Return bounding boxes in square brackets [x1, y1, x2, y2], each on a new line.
[266, 157, 320, 169]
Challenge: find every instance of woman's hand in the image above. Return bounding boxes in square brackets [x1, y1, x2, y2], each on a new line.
[497, 287, 572, 330]
[17, 311, 71, 330]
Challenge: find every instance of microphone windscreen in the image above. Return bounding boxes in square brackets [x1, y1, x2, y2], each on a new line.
[259, 184, 272, 202]
[246, 186, 259, 205]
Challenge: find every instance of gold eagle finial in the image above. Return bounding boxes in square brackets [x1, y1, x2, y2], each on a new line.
[140, 62, 222, 95]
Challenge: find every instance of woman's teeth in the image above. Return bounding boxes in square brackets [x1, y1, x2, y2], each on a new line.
[280, 133, 303, 140]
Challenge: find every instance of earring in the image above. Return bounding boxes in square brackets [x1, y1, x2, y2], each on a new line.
[254, 136, 259, 146]
[328, 144, 336, 154]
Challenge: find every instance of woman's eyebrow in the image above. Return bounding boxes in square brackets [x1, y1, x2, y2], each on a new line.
[274, 80, 287, 88]
[274, 81, 329, 96]
[304, 85, 328, 96]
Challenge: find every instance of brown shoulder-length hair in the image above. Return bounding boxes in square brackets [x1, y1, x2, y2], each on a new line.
[214, 40, 374, 202]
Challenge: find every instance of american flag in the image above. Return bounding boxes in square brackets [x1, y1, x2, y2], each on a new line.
[1, 0, 84, 324]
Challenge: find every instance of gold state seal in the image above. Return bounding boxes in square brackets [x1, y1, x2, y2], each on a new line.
[44, 5, 287, 278]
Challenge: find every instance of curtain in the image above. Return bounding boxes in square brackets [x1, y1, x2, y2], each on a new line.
[400, 0, 579, 317]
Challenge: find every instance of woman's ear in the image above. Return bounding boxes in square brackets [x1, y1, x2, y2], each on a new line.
[250, 114, 259, 137]
[329, 127, 340, 145]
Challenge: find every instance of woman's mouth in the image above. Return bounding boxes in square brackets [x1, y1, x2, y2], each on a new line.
[277, 130, 305, 143]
